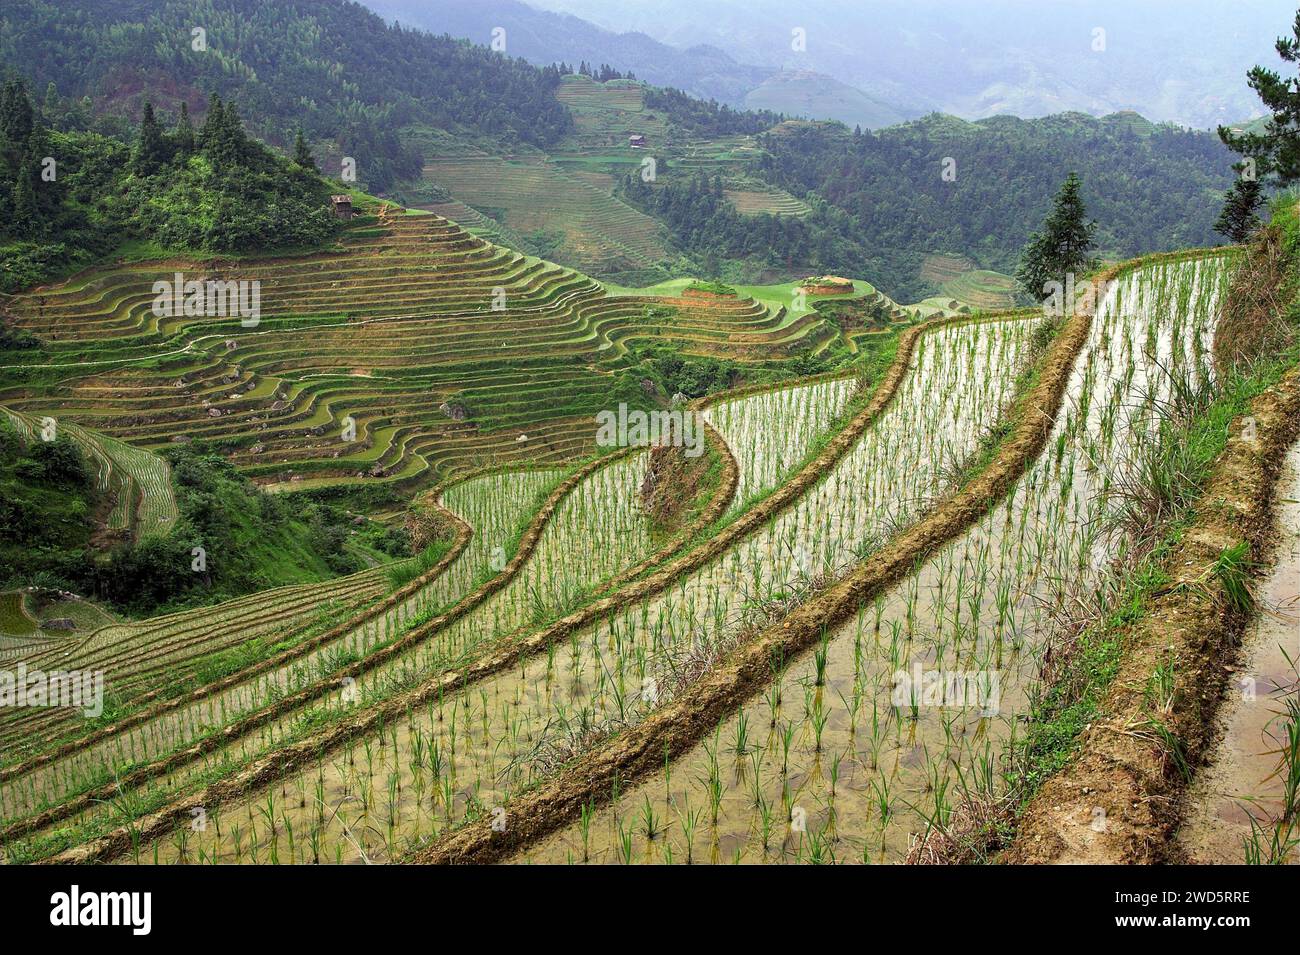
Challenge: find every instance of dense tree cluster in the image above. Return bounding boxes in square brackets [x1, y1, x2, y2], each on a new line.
[560, 62, 635, 82]
[752, 114, 1232, 300]
[1, 0, 575, 192]
[0, 79, 83, 243]
[0, 425, 391, 615]
[621, 170, 871, 280]
[643, 88, 783, 137]
[0, 82, 335, 292]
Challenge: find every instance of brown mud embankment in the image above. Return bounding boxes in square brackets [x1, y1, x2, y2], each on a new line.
[1005, 365, 1300, 864]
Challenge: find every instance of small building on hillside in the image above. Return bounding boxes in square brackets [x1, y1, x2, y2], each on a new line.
[628, 134, 647, 148]
[330, 195, 354, 220]
[800, 275, 855, 295]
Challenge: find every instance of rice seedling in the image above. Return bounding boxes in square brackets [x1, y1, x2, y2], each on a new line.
[25, 312, 1045, 864]
[511, 257, 1234, 864]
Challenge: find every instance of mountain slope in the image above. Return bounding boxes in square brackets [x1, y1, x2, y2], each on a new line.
[743, 71, 907, 130]
[364, 0, 770, 105]
[529, 0, 1292, 128]
[1, 0, 574, 190]
[363, 0, 915, 128]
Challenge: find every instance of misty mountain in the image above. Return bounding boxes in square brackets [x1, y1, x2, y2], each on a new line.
[362, 0, 915, 127]
[524, 0, 1294, 128]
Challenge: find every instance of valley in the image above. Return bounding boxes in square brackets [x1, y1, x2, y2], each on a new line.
[0, 0, 1296, 886]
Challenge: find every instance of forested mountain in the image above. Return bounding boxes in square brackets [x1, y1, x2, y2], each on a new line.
[765, 114, 1231, 291]
[0, 0, 1239, 302]
[0, 0, 574, 190]
[361, 0, 911, 129]
[364, 0, 772, 106]
[0, 81, 335, 292]
[616, 112, 1234, 300]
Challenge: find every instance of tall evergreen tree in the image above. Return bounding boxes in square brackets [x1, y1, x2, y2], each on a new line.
[173, 102, 195, 159]
[0, 79, 35, 147]
[292, 125, 316, 170]
[198, 94, 223, 150]
[131, 102, 167, 176]
[201, 99, 251, 169]
[1218, 10, 1300, 185]
[0, 80, 35, 181]
[1215, 173, 1265, 243]
[1015, 173, 1098, 300]
[11, 158, 40, 238]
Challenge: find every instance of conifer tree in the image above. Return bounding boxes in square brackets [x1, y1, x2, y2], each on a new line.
[293, 125, 316, 170]
[1015, 173, 1098, 300]
[1219, 11, 1300, 185]
[173, 102, 196, 159]
[11, 158, 39, 238]
[1214, 173, 1265, 242]
[0, 79, 35, 170]
[131, 102, 167, 176]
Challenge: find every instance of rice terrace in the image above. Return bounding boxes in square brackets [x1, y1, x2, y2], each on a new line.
[0, 0, 1297, 910]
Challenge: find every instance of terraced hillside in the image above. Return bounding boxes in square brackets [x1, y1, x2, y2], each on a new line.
[421, 154, 671, 279]
[1, 210, 839, 495]
[724, 185, 811, 218]
[0, 590, 111, 658]
[553, 75, 673, 152]
[2, 408, 178, 541]
[65, 305, 1044, 865]
[417, 76, 788, 284]
[920, 254, 1020, 310]
[7, 243, 1297, 871]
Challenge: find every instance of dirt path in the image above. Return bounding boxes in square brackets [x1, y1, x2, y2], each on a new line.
[1176, 437, 1300, 864]
[1006, 365, 1300, 864]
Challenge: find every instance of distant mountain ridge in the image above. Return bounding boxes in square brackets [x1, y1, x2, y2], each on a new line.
[524, 0, 1293, 129]
[362, 0, 916, 128]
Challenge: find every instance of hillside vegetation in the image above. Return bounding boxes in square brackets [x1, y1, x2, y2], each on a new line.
[0, 413, 404, 615]
[748, 113, 1233, 300]
[0, 80, 335, 292]
[1, 0, 574, 191]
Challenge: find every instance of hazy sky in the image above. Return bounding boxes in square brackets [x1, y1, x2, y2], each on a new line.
[518, 0, 1297, 126]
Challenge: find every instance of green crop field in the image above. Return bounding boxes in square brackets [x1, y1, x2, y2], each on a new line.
[921, 253, 1020, 309]
[1, 0, 1293, 882]
[422, 155, 671, 278]
[1, 212, 847, 497]
[724, 185, 811, 217]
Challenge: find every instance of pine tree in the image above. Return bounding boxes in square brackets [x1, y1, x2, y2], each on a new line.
[0, 80, 34, 144]
[41, 82, 59, 123]
[292, 125, 316, 170]
[199, 95, 224, 151]
[0, 80, 35, 179]
[131, 102, 167, 176]
[173, 102, 195, 159]
[200, 96, 252, 169]
[1214, 173, 1264, 243]
[11, 159, 39, 238]
[1218, 11, 1300, 185]
[1015, 173, 1098, 300]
